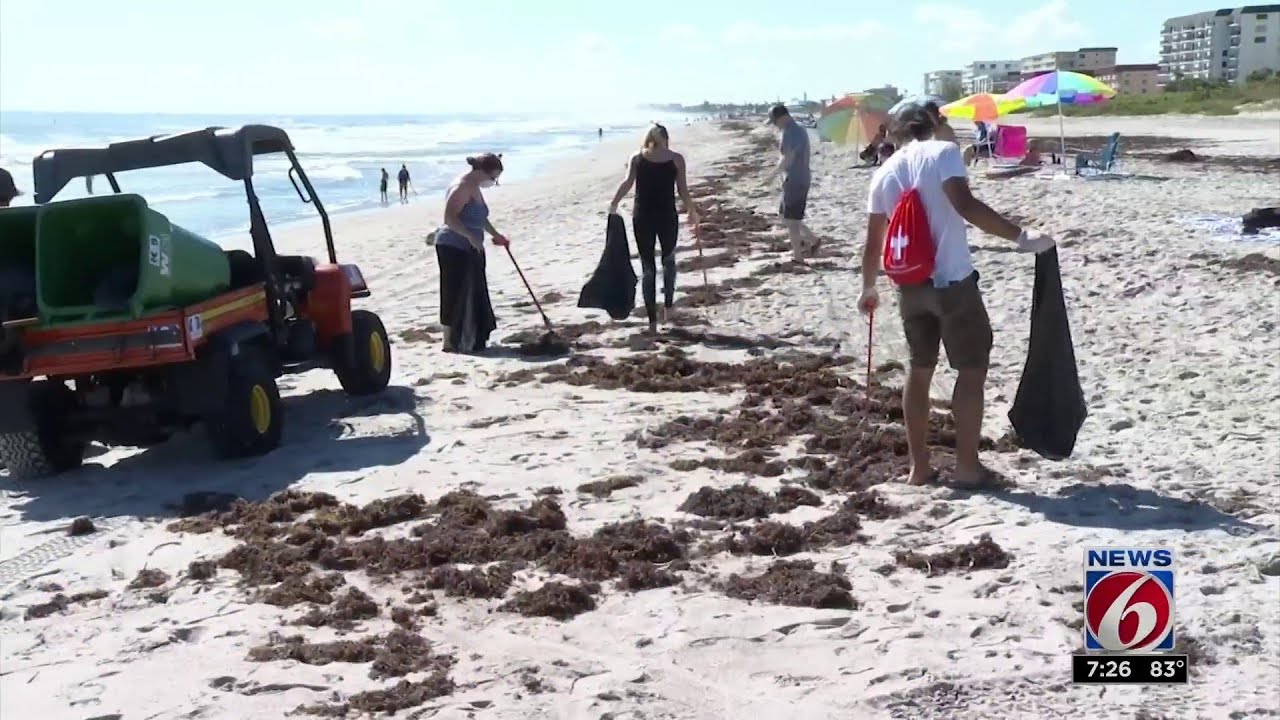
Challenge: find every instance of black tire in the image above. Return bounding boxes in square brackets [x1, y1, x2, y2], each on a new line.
[206, 348, 283, 459]
[0, 382, 86, 479]
[336, 310, 392, 396]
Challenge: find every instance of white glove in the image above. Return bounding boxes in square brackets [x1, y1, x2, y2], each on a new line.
[1016, 229, 1055, 254]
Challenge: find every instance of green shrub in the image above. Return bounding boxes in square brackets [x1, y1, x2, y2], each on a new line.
[1026, 77, 1280, 117]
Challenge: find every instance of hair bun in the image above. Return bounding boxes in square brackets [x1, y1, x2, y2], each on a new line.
[465, 156, 478, 168]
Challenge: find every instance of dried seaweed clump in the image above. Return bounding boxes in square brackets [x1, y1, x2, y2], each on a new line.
[894, 534, 1011, 576]
[499, 582, 600, 620]
[128, 569, 170, 590]
[24, 589, 110, 620]
[678, 483, 820, 521]
[721, 560, 855, 609]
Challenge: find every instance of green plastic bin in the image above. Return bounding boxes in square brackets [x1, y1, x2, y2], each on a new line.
[35, 194, 231, 323]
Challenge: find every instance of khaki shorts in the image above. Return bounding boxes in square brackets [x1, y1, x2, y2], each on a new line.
[896, 271, 993, 371]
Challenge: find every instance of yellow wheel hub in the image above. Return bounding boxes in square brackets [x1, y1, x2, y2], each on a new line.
[369, 332, 387, 374]
[249, 385, 272, 435]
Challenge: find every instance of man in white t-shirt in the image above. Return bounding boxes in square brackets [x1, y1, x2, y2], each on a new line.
[857, 101, 1054, 488]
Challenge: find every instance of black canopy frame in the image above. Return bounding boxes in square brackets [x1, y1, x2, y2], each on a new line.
[31, 125, 346, 336]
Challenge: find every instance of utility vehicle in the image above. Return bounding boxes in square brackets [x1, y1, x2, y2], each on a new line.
[0, 125, 392, 477]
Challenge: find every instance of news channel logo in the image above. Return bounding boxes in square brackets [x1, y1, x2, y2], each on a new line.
[1083, 547, 1175, 652]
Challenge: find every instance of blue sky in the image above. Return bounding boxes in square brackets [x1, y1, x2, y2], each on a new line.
[0, 0, 1221, 114]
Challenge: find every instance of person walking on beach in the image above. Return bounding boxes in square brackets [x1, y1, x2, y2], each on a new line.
[607, 123, 699, 334]
[397, 164, 411, 203]
[598, 127, 604, 141]
[765, 105, 820, 262]
[379, 168, 390, 204]
[434, 153, 509, 354]
[0, 168, 20, 207]
[857, 101, 1054, 489]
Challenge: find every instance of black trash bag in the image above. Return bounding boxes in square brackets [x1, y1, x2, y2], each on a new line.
[1008, 248, 1087, 460]
[1242, 206, 1280, 236]
[577, 213, 637, 321]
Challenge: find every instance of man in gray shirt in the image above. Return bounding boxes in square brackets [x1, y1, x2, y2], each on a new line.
[766, 105, 819, 261]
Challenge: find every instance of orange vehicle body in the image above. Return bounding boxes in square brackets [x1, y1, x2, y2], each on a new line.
[5, 262, 355, 380]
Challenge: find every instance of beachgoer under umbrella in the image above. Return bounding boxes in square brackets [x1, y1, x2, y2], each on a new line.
[964, 121, 997, 165]
[608, 123, 699, 334]
[434, 153, 509, 353]
[379, 168, 390, 204]
[857, 101, 1054, 488]
[860, 124, 889, 165]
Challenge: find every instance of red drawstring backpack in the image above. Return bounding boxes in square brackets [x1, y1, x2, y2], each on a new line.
[882, 188, 936, 285]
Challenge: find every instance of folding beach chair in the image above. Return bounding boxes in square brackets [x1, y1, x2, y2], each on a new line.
[1075, 132, 1122, 176]
[969, 123, 997, 164]
[992, 125, 1028, 165]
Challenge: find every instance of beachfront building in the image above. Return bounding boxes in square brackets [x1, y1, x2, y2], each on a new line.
[1021, 48, 1119, 78]
[969, 71, 1023, 93]
[1094, 64, 1164, 94]
[1159, 6, 1280, 84]
[962, 60, 1020, 94]
[865, 84, 901, 100]
[923, 69, 962, 96]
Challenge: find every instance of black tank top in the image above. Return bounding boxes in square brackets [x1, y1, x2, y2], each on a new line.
[634, 156, 677, 218]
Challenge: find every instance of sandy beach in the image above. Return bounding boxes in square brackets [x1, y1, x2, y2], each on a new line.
[2, 114, 1278, 720]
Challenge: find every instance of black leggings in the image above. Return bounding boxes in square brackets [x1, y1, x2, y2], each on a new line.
[632, 213, 678, 323]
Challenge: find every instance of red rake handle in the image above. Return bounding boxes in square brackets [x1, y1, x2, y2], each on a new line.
[692, 222, 711, 296]
[866, 309, 875, 391]
[505, 246, 552, 331]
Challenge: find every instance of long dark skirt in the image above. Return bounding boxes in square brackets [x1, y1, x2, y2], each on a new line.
[437, 244, 496, 353]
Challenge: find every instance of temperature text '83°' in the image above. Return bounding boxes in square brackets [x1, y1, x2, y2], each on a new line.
[1072, 654, 1189, 684]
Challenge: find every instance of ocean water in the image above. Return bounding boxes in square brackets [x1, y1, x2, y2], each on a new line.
[0, 110, 673, 240]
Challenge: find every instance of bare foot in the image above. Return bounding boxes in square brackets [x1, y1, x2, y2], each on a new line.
[906, 466, 938, 485]
[646, 320, 659, 334]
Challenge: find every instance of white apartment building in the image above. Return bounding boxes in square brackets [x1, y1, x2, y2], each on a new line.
[923, 69, 962, 96]
[962, 60, 1020, 93]
[1160, 5, 1280, 84]
[969, 72, 1022, 93]
[1021, 47, 1119, 77]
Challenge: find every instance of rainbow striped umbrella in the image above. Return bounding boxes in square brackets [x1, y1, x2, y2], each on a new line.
[1006, 70, 1117, 107]
[817, 93, 893, 147]
[1006, 70, 1117, 157]
[940, 93, 1027, 123]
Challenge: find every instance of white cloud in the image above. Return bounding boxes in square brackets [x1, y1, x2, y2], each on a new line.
[722, 20, 884, 45]
[914, 0, 1084, 55]
[1007, 0, 1085, 41]
[660, 24, 703, 45]
[913, 5, 991, 51]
